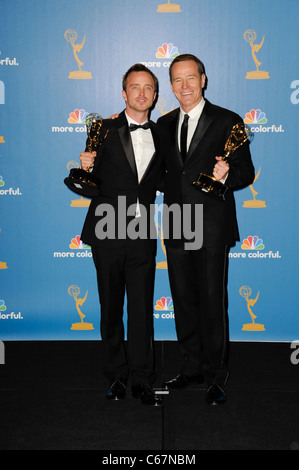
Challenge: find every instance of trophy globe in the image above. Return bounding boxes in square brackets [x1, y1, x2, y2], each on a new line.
[65, 29, 77, 45]
[68, 284, 80, 299]
[244, 29, 257, 45]
[239, 285, 252, 300]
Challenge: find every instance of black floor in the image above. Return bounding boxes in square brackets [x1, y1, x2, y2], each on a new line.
[0, 341, 298, 450]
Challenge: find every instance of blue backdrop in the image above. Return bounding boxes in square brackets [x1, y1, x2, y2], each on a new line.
[0, 0, 298, 341]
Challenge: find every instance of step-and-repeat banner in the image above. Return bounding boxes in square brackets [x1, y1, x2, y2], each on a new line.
[0, 0, 298, 341]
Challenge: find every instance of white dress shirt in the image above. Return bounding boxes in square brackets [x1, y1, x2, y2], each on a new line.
[125, 112, 155, 217]
[178, 98, 205, 152]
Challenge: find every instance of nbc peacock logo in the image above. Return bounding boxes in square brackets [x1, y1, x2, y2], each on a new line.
[68, 108, 89, 124]
[230, 234, 280, 259]
[244, 109, 267, 124]
[244, 108, 284, 133]
[51, 109, 89, 133]
[155, 296, 174, 311]
[156, 43, 179, 59]
[241, 236, 265, 250]
[154, 296, 174, 319]
[141, 42, 180, 69]
[53, 235, 91, 258]
[69, 235, 90, 250]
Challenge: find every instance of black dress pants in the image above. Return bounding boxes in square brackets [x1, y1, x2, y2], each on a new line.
[166, 244, 230, 387]
[92, 239, 156, 386]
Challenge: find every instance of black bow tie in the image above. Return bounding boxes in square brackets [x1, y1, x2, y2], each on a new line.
[129, 122, 151, 132]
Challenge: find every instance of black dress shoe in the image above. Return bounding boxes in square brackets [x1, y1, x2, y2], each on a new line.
[163, 373, 205, 389]
[206, 384, 227, 405]
[132, 384, 162, 406]
[106, 378, 127, 400]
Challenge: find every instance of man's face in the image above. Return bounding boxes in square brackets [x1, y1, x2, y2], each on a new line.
[122, 71, 156, 118]
[170, 60, 206, 113]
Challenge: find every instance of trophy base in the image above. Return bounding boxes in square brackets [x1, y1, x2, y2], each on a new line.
[156, 260, 168, 269]
[157, 3, 181, 12]
[246, 71, 269, 80]
[70, 197, 91, 207]
[71, 322, 94, 331]
[68, 71, 92, 79]
[64, 168, 100, 198]
[242, 323, 265, 331]
[243, 200, 267, 208]
[192, 173, 228, 201]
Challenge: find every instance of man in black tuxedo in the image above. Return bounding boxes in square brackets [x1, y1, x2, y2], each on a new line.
[157, 54, 255, 405]
[79, 64, 164, 405]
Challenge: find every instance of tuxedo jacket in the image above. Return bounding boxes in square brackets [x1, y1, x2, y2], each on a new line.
[81, 110, 164, 250]
[157, 99, 255, 248]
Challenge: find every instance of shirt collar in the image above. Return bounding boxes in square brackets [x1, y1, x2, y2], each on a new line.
[180, 98, 205, 120]
[125, 111, 148, 126]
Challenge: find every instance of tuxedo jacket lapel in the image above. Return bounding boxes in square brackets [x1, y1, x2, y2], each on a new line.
[167, 109, 182, 165]
[118, 113, 138, 177]
[187, 112, 212, 160]
[186, 100, 213, 162]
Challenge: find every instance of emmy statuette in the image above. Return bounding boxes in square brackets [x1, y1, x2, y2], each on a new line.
[192, 123, 252, 201]
[64, 113, 109, 198]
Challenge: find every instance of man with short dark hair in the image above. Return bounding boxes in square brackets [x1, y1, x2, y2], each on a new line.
[158, 54, 255, 405]
[79, 64, 163, 405]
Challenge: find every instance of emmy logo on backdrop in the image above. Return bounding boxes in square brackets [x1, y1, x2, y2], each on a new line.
[239, 285, 265, 331]
[157, 0, 181, 12]
[158, 98, 174, 116]
[65, 29, 92, 79]
[243, 167, 266, 208]
[68, 285, 94, 331]
[244, 30, 269, 79]
[193, 123, 252, 201]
